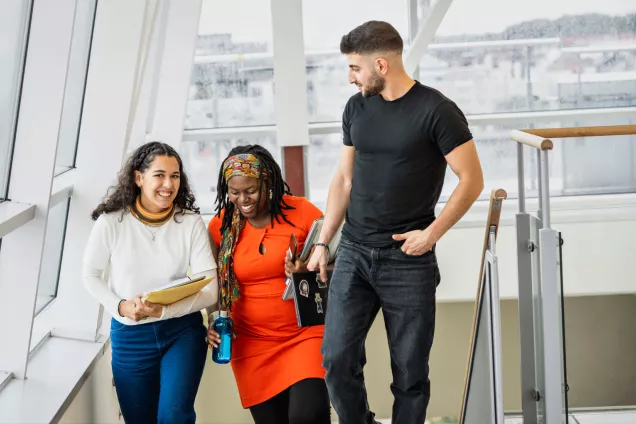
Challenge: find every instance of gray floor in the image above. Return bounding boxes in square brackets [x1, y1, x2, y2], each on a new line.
[353, 409, 636, 423]
[504, 409, 636, 424]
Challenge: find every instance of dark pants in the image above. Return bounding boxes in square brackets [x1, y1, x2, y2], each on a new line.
[322, 238, 440, 424]
[249, 378, 331, 424]
[110, 312, 207, 424]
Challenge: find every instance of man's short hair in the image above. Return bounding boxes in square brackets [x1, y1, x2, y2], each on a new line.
[340, 21, 403, 55]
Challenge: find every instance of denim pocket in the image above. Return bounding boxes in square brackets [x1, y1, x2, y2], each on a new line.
[395, 246, 436, 261]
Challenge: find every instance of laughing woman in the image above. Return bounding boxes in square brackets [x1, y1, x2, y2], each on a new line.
[207, 145, 331, 424]
[83, 141, 218, 424]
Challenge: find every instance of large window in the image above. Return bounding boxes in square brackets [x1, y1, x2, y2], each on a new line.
[307, 134, 341, 211]
[445, 116, 636, 201]
[429, 0, 636, 114]
[34, 198, 71, 315]
[0, 1, 31, 199]
[180, 136, 279, 214]
[302, 0, 409, 123]
[304, 0, 636, 201]
[186, 0, 275, 130]
[54, 0, 97, 175]
[432, 0, 636, 198]
[307, 119, 636, 208]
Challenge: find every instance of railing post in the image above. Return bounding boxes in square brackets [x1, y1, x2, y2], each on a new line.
[536, 149, 543, 218]
[540, 150, 551, 229]
[539, 228, 562, 422]
[517, 143, 526, 213]
[517, 213, 539, 424]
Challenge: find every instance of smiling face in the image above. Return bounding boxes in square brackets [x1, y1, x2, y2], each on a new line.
[347, 53, 386, 97]
[134, 155, 181, 213]
[227, 175, 269, 220]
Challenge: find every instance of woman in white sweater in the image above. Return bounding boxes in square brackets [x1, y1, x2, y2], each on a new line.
[83, 141, 218, 424]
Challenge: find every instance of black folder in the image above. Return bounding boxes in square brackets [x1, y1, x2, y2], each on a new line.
[291, 270, 332, 327]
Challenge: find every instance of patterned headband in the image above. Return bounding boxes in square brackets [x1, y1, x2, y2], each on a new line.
[222, 153, 266, 181]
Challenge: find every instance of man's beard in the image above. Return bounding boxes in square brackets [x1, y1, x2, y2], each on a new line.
[361, 70, 385, 97]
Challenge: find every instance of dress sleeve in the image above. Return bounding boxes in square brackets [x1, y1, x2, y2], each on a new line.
[299, 198, 324, 234]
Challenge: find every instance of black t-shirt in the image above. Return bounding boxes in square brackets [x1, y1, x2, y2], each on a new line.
[341, 81, 473, 247]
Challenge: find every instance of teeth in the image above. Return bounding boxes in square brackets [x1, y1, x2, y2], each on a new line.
[158, 192, 171, 198]
[240, 205, 254, 212]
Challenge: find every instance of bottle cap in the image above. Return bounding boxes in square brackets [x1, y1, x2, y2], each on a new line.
[219, 310, 228, 318]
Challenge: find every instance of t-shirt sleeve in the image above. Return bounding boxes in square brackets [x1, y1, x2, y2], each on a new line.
[190, 216, 217, 275]
[430, 100, 473, 156]
[342, 100, 353, 146]
[207, 214, 223, 248]
[299, 198, 324, 233]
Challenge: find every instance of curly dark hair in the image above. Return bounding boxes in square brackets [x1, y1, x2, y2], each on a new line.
[215, 144, 294, 233]
[340, 20, 403, 55]
[91, 141, 199, 221]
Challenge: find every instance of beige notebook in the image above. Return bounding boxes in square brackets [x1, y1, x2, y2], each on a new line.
[141, 276, 213, 305]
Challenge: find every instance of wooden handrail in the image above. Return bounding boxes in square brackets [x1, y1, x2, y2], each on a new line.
[521, 124, 636, 139]
[510, 124, 636, 150]
[510, 130, 553, 150]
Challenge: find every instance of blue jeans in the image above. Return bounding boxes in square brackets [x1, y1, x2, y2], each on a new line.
[322, 238, 440, 424]
[110, 312, 207, 424]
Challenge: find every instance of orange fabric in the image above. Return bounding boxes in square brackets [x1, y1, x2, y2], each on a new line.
[208, 195, 325, 408]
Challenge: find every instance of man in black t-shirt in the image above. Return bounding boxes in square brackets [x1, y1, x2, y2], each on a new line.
[308, 21, 484, 424]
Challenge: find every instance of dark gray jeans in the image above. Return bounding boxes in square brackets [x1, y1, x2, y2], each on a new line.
[322, 237, 440, 424]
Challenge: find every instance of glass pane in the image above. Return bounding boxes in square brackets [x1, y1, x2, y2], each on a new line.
[54, 0, 97, 175]
[302, 0, 409, 123]
[186, 0, 274, 129]
[34, 198, 71, 316]
[428, 0, 636, 115]
[440, 114, 636, 201]
[307, 134, 342, 212]
[179, 136, 280, 214]
[0, 0, 31, 199]
[309, 115, 636, 206]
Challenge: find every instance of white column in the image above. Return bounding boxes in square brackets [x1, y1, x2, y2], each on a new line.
[146, 0, 203, 149]
[404, 0, 454, 76]
[50, 0, 151, 340]
[0, 0, 77, 379]
[270, 0, 309, 147]
[407, 0, 420, 80]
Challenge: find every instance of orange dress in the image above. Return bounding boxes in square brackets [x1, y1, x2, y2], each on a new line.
[208, 195, 325, 408]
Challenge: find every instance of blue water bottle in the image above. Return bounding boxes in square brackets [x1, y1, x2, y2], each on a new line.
[212, 310, 232, 364]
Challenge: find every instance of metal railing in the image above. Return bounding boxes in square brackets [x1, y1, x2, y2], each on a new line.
[510, 124, 636, 424]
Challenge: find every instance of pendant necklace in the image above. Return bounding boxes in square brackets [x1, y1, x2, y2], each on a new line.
[144, 224, 160, 242]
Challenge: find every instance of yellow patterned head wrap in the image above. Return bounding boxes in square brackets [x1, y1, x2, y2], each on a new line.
[218, 153, 266, 310]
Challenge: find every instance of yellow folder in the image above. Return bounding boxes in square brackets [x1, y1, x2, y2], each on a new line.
[141, 276, 214, 305]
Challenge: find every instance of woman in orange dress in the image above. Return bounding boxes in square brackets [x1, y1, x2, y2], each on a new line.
[206, 145, 330, 423]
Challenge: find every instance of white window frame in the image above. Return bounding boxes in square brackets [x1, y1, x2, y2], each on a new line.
[0, 0, 78, 380]
[0, 0, 200, 420]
